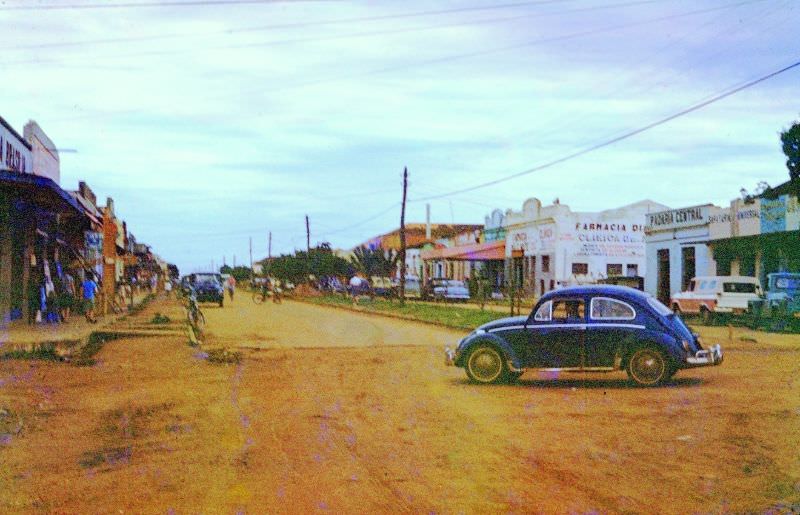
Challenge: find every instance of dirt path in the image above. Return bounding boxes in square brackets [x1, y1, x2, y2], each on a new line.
[1, 295, 798, 513]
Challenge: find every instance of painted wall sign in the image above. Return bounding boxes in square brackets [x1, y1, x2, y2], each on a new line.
[734, 199, 761, 237]
[0, 121, 31, 174]
[708, 207, 733, 240]
[787, 195, 800, 231]
[760, 195, 787, 234]
[645, 205, 710, 232]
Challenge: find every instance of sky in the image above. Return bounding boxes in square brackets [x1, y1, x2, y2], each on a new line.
[1, 0, 798, 274]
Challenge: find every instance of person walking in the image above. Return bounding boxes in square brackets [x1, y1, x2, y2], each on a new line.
[227, 275, 236, 301]
[81, 272, 99, 323]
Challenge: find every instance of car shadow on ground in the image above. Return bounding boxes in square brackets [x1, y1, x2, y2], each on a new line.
[449, 376, 705, 389]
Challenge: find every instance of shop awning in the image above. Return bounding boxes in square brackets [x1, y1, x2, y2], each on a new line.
[0, 170, 86, 218]
[420, 240, 505, 261]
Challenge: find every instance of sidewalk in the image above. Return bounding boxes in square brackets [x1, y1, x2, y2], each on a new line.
[0, 291, 154, 355]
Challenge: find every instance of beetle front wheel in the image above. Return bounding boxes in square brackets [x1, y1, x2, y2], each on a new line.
[465, 344, 510, 384]
[626, 347, 670, 386]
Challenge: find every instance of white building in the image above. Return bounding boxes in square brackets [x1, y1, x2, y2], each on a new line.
[504, 198, 668, 297]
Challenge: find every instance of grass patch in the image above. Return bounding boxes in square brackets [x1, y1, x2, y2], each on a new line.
[0, 345, 61, 362]
[306, 295, 508, 330]
[150, 312, 171, 324]
[206, 348, 242, 364]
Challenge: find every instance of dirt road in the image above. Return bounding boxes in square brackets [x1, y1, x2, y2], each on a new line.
[1, 295, 798, 513]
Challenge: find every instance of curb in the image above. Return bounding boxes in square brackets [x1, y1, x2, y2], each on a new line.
[290, 297, 475, 332]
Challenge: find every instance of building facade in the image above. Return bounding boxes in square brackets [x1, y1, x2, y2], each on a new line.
[505, 198, 668, 297]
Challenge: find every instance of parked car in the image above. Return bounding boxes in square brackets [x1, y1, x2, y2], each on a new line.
[445, 285, 723, 386]
[192, 273, 225, 307]
[428, 279, 470, 302]
[402, 276, 422, 298]
[370, 276, 397, 298]
[748, 272, 800, 320]
[671, 275, 762, 321]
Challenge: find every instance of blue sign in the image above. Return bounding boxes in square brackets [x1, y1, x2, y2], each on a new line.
[760, 195, 787, 234]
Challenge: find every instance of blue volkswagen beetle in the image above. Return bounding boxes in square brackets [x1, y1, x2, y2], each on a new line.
[445, 285, 723, 386]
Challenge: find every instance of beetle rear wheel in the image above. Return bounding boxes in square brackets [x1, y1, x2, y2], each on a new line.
[626, 347, 670, 386]
[465, 344, 510, 384]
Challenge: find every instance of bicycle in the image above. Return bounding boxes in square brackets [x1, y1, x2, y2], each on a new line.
[185, 290, 206, 329]
[111, 290, 127, 315]
[252, 288, 268, 305]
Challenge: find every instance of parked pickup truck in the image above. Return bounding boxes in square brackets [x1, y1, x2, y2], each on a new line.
[671, 275, 762, 322]
[747, 272, 800, 327]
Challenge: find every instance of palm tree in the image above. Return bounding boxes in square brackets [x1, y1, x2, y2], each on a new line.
[350, 246, 398, 277]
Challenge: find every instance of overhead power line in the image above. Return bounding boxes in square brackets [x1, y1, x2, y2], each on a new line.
[0, 0, 570, 12]
[410, 56, 800, 202]
[235, 0, 768, 98]
[0, 0, 330, 10]
[3, 0, 663, 54]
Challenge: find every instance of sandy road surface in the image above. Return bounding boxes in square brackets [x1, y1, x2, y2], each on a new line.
[1, 294, 799, 513]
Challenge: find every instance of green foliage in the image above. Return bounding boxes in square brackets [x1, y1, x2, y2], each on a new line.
[219, 265, 252, 282]
[349, 246, 398, 278]
[262, 244, 353, 284]
[306, 295, 506, 330]
[781, 120, 800, 183]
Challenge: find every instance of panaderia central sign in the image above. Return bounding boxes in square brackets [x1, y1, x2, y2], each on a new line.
[645, 205, 711, 232]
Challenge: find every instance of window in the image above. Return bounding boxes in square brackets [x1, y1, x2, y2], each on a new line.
[723, 282, 757, 293]
[551, 299, 585, 322]
[541, 255, 550, 273]
[626, 264, 638, 277]
[688, 280, 696, 292]
[534, 301, 552, 321]
[607, 264, 623, 276]
[699, 280, 708, 290]
[572, 263, 588, 275]
[681, 246, 696, 291]
[590, 297, 636, 320]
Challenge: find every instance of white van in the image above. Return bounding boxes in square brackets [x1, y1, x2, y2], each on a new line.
[671, 276, 763, 317]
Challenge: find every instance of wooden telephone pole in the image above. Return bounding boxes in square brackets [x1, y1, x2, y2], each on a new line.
[399, 167, 408, 306]
[305, 215, 310, 252]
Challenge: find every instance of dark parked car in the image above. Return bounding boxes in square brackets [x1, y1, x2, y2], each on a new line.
[191, 273, 225, 307]
[445, 285, 722, 386]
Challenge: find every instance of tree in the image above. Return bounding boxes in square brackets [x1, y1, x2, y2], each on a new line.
[219, 265, 251, 282]
[781, 120, 800, 183]
[349, 246, 398, 278]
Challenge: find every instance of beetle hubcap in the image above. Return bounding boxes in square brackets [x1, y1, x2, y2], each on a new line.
[631, 349, 665, 384]
[469, 348, 502, 382]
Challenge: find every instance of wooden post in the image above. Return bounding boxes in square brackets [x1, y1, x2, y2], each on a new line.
[399, 167, 407, 306]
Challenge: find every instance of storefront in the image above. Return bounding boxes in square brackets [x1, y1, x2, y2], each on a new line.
[0, 116, 89, 323]
[644, 204, 723, 303]
[506, 198, 666, 298]
[709, 188, 800, 286]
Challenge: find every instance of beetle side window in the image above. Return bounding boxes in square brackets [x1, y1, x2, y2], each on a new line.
[590, 297, 636, 320]
[534, 301, 552, 321]
[551, 300, 585, 322]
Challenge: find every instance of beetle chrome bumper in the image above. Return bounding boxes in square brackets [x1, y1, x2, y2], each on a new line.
[445, 346, 456, 366]
[685, 343, 723, 367]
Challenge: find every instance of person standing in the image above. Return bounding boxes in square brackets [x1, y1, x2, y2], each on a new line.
[59, 271, 76, 322]
[82, 272, 99, 323]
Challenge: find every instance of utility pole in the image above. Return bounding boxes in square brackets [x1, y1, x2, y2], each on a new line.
[267, 231, 272, 275]
[249, 236, 253, 283]
[305, 215, 310, 252]
[399, 167, 408, 306]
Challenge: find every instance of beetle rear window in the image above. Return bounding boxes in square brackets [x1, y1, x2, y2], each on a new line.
[590, 297, 635, 320]
[534, 301, 552, 321]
